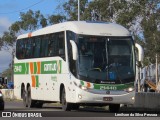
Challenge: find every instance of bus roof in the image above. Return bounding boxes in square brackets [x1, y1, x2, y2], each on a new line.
[17, 21, 131, 39]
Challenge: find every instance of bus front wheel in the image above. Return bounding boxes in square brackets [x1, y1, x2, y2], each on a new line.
[109, 104, 120, 113]
[61, 88, 72, 111]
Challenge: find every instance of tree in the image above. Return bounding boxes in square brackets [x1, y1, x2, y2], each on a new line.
[0, 37, 4, 50]
[141, 9, 160, 64]
[1, 31, 16, 48]
[1, 68, 12, 81]
[63, 0, 88, 21]
[48, 14, 66, 24]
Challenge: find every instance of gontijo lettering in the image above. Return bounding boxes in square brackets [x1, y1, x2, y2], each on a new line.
[44, 63, 57, 71]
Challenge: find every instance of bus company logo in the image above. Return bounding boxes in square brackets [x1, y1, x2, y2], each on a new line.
[41, 60, 62, 74]
[2, 112, 42, 118]
[44, 63, 57, 72]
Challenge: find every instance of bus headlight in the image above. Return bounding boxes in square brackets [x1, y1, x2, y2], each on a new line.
[124, 87, 134, 93]
[79, 85, 88, 90]
[73, 81, 88, 90]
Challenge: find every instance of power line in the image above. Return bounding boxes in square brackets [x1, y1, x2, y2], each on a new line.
[0, 0, 44, 14]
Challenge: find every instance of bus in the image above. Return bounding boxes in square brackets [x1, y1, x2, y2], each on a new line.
[14, 21, 143, 112]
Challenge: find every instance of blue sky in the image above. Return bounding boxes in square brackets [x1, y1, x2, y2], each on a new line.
[0, 0, 65, 73]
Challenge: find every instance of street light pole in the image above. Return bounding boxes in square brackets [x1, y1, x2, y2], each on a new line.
[156, 53, 158, 88]
[78, 0, 80, 21]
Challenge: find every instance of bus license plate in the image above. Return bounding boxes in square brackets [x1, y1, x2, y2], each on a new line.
[103, 97, 113, 101]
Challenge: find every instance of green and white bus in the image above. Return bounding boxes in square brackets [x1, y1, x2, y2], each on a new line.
[14, 21, 143, 112]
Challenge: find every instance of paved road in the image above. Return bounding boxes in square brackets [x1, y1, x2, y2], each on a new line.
[3, 100, 114, 117]
[1, 100, 160, 118]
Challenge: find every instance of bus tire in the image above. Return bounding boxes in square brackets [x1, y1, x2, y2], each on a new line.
[109, 104, 120, 113]
[61, 88, 72, 111]
[27, 86, 36, 108]
[72, 104, 79, 110]
[22, 89, 28, 107]
[0, 103, 4, 111]
[35, 102, 43, 108]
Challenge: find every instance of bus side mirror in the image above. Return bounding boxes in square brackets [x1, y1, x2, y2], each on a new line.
[135, 43, 144, 67]
[70, 40, 78, 60]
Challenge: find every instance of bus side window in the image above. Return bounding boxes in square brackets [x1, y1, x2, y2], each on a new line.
[41, 35, 49, 57]
[33, 38, 41, 58]
[25, 38, 33, 58]
[48, 34, 56, 57]
[57, 32, 65, 60]
[16, 39, 25, 59]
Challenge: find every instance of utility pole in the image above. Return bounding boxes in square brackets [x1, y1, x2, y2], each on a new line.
[78, 0, 80, 21]
[156, 53, 158, 88]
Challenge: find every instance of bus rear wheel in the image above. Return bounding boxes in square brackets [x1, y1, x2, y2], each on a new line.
[109, 104, 120, 113]
[61, 88, 72, 111]
[27, 86, 36, 108]
[22, 89, 28, 107]
[35, 101, 43, 108]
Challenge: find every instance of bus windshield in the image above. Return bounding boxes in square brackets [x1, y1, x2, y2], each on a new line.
[77, 35, 135, 84]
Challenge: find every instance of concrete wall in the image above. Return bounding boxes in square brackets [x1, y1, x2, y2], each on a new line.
[135, 92, 160, 109]
[1, 89, 15, 100]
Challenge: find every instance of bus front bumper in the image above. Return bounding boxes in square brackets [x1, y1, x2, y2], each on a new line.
[75, 89, 135, 105]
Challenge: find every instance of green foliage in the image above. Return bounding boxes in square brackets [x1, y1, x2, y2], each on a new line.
[63, 0, 88, 21]
[48, 14, 66, 24]
[20, 10, 39, 30]
[1, 68, 12, 81]
[141, 5, 160, 64]
[40, 15, 47, 28]
[0, 37, 4, 50]
[1, 31, 16, 47]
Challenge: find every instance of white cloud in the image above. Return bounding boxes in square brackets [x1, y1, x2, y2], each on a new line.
[0, 17, 12, 36]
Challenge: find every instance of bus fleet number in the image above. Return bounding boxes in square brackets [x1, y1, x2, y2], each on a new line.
[14, 66, 22, 72]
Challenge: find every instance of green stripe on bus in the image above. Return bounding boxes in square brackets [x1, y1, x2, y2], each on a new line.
[14, 63, 28, 74]
[14, 60, 62, 75]
[34, 62, 37, 74]
[25, 63, 29, 74]
[35, 75, 39, 87]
